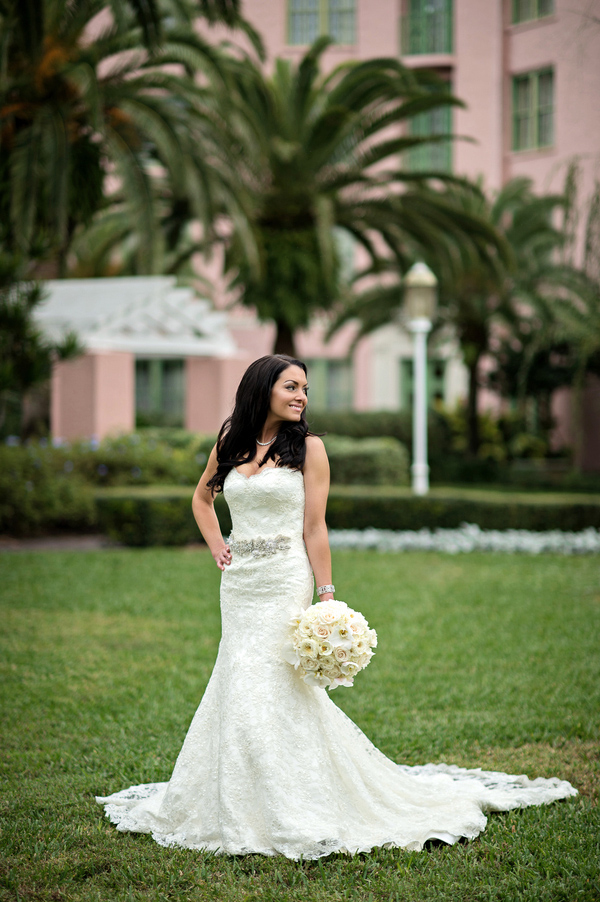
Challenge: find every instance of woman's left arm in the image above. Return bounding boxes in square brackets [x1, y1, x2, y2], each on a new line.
[303, 436, 334, 602]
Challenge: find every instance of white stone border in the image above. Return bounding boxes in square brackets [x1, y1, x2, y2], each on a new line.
[328, 524, 600, 555]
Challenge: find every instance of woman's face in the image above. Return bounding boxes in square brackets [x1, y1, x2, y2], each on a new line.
[268, 365, 308, 423]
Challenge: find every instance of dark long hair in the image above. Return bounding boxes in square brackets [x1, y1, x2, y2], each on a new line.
[206, 355, 310, 494]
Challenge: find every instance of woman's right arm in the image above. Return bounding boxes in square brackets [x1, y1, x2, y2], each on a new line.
[191, 444, 231, 571]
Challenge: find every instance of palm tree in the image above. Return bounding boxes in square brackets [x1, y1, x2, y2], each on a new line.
[220, 38, 502, 355]
[2, 0, 258, 60]
[0, 0, 253, 276]
[552, 169, 600, 467]
[332, 176, 584, 456]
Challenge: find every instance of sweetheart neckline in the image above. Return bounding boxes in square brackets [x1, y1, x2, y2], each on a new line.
[232, 466, 302, 481]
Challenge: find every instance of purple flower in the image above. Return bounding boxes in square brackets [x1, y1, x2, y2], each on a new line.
[97, 464, 109, 477]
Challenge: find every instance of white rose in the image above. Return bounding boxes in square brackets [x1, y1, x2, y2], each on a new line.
[298, 621, 313, 638]
[333, 646, 349, 662]
[315, 606, 338, 625]
[321, 659, 340, 675]
[318, 640, 334, 656]
[314, 623, 332, 638]
[300, 655, 319, 671]
[368, 629, 378, 647]
[298, 638, 319, 659]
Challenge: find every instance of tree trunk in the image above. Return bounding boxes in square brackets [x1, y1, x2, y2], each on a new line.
[467, 358, 480, 457]
[273, 320, 297, 357]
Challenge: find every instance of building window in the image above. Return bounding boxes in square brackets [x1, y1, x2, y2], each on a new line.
[407, 82, 452, 172]
[402, 0, 453, 55]
[400, 358, 446, 411]
[288, 0, 355, 45]
[135, 358, 185, 427]
[512, 0, 554, 24]
[305, 358, 353, 410]
[408, 104, 452, 171]
[512, 68, 554, 151]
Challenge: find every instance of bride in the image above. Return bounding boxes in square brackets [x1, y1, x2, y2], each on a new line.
[97, 354, 576, 859]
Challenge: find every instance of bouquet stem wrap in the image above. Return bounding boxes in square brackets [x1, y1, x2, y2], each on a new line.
[283, 600, 377, 689]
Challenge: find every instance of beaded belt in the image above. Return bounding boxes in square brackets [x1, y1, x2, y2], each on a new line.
[227, 533, 292, 559]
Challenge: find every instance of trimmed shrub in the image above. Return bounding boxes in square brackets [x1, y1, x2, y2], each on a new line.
[308, 410, 413, 443]
[95, 489, 231, 547]
[324, 436, 409, 486]
[326, 489, 600, 532]
[0, 446, 95, 536]
[92, 486, 600, 546]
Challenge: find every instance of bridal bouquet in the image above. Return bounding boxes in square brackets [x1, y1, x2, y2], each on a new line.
[283, 600, 377, 690]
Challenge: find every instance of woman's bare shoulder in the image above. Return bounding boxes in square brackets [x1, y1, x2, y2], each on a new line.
[304, 434, 329, 471]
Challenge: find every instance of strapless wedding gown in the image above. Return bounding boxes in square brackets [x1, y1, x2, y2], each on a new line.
[97, 467, 577, 859]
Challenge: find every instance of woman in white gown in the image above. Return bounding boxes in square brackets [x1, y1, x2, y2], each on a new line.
[97, 355, 577, 859]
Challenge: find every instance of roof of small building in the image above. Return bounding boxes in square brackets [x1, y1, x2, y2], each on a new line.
[35, 276, 237, 358]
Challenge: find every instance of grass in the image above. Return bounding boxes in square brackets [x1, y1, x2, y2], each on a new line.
[0, 549, 599, 902]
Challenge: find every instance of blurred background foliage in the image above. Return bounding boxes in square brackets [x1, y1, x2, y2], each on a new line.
[0, 0, 599, 500]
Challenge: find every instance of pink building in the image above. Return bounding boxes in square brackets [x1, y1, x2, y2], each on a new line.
[47, 0, 600, 466]
[223, 0, 600, 467]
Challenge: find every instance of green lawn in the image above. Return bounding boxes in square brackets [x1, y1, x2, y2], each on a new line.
[1, 550, 599, 902]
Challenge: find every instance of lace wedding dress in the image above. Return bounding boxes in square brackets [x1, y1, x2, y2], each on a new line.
[97, 467, 577, 859]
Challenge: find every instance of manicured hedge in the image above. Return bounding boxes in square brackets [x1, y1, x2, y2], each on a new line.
[95, 489, 231, 547]
[323, 436, 409, 486]
[325, 489, 600, 532]
[93, 486, 600, 546]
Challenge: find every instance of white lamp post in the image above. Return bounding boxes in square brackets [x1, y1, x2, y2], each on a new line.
[403, 262, 438, 496]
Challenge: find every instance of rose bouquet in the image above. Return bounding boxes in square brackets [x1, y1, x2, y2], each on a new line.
[283, 599, 377, 690]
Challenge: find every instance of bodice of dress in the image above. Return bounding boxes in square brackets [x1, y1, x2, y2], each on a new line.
[223, 466, 305, 542]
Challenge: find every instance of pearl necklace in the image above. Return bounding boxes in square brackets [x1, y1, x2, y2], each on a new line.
[256, 435, 277, 446]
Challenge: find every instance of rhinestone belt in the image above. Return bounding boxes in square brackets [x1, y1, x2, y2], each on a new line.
[227, 533, 292, 559]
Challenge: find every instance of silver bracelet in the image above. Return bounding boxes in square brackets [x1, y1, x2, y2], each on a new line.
[317, 584, 335, 596]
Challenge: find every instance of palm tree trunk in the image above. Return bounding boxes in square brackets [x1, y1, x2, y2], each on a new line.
[273, 321, 297, 357]
[467, 358, 480, 457]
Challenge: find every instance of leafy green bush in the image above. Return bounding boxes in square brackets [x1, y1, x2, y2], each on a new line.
[0, 446, 95, 536]
[6, 433, 216, 488]
[308, 408, 585, 487]
[324, 436, 409, 485]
